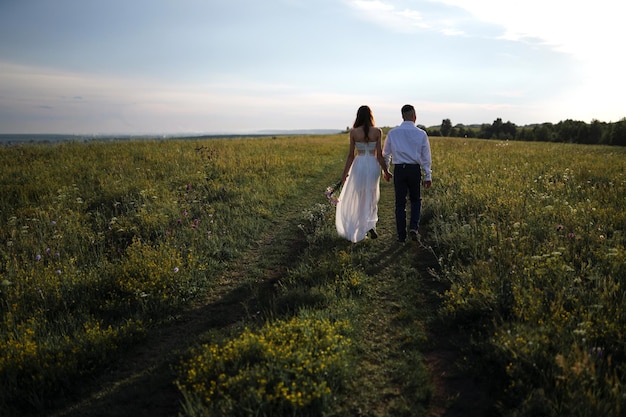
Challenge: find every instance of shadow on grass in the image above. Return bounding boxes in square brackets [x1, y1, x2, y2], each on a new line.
[47, 224, 313, 417]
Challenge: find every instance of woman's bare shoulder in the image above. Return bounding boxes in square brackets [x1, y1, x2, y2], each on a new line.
[351, 126, 367, 142]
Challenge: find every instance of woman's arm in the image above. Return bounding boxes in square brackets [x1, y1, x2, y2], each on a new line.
[341, 131, 356, 183]
[375, 129, 392, 180]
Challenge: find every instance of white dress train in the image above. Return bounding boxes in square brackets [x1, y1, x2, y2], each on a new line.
[335, 141, 381, 243]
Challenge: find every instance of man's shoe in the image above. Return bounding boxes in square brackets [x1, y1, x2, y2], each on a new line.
[409, 230, 419, 241]
[368, 229, 378, 239]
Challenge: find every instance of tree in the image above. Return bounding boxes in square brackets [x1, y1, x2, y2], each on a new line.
[589, 120, 605, 145]
[501, 121, 517, 139]
[454, 124, 473, 138]
[479, 123, 492, 139]
[533, 123, 555, 142]
[609, 118, 626, 146]
[556, 119, 588, 143]
[440, 119, 452, 137]
[492, 118, 503, 138]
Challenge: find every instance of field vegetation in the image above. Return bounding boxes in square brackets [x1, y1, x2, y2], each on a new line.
[0, 135, 624, 416]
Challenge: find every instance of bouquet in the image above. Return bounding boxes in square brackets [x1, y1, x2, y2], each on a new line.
[324, 180, 342, 205]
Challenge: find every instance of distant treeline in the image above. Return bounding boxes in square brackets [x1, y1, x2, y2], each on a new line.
[422, 117, 626, 146]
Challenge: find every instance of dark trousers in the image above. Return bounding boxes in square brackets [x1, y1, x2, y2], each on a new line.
[393, 164, 422, 240]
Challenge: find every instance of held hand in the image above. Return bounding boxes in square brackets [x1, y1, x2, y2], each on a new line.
[383, 171, 392, 182]
[424, 180, 432, 189]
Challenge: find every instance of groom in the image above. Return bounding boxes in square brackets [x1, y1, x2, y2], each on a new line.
[382, 104, 433, 243]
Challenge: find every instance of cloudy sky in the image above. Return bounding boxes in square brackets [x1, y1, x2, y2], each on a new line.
[0, 0, 624, 135]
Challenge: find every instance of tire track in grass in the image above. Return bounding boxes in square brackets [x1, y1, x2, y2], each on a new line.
[341, 183, 493, 417]
[48, 175, 337, 417]
[411, 225, 495, 415]
[338, 183, 433, 416]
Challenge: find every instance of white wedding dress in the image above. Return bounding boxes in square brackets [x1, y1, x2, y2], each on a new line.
[336, 141, 381, 243]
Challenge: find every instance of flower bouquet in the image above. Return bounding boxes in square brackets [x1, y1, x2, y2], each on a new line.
[324, 180, 342, 205]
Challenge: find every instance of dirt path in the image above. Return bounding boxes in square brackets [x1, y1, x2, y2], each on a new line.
[49, 198, 310, 417]
[415, 238, 495, 417]
[343, 196, 494, 417]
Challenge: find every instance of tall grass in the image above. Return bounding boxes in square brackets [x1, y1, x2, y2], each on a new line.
[2, 135, 625, 416]
[0, 136, 344, 413]
[428, 138, 626, 416]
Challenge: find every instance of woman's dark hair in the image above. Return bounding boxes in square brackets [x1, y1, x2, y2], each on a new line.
[353, 105, 375, 141]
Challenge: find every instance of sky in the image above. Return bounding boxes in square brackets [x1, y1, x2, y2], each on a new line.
[0, 0, 624, 135]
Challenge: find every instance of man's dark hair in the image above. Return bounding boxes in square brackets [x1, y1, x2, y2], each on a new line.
[401, 104, 415, 120]
[401, 104, 414, 114]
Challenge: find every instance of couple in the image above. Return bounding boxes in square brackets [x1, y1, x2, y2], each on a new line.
[335, 104, 432, 243]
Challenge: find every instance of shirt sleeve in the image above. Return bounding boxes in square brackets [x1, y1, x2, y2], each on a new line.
[421, 135, 432, 181]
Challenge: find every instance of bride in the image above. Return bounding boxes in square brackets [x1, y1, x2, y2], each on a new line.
[336, 105, 392, 243]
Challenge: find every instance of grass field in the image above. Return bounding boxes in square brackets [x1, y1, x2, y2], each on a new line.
[0, 135, 624, 416]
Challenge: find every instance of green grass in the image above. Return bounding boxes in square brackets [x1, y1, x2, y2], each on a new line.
[0, 135, 347, 414]
[1, 136, 625, 417]
[428, 138, 626, 416]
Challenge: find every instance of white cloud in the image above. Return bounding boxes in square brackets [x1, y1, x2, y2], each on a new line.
[345, 0, 431, 33]
[428, 0, 626, 122]
[432, 0, 623, 59]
